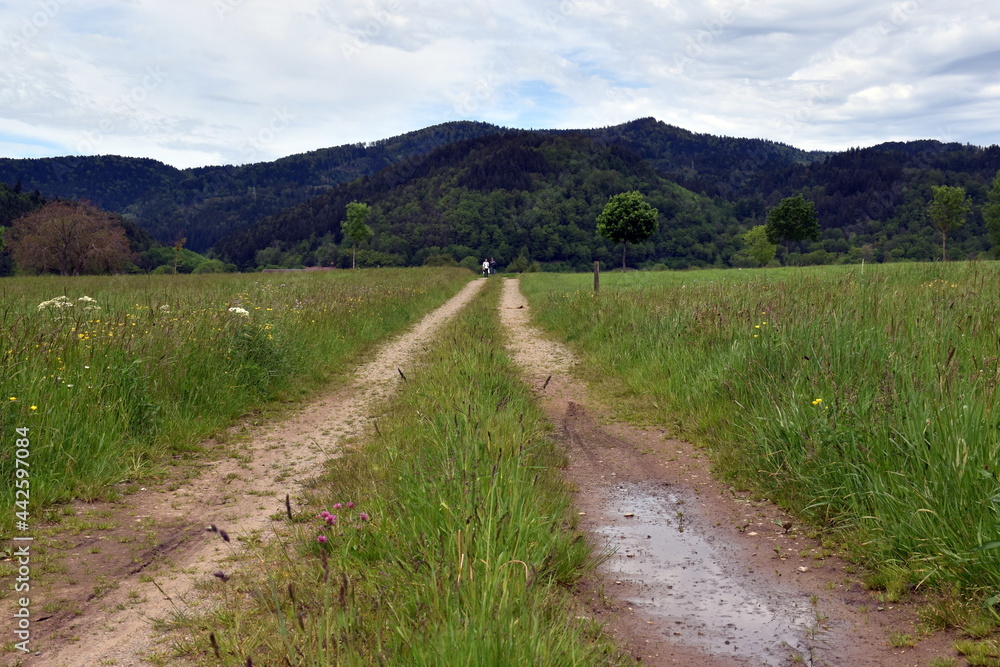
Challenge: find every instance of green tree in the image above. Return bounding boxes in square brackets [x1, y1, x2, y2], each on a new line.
[928, 185, 971, 262]
[983, 171, 1000, 256]
[342, 201, 373, 269]
[596, 191, 659, 269]
[765, 194, 820, 259]
[741, 225, 777, 267]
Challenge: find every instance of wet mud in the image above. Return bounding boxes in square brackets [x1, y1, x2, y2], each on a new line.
[597, 482, 828, 665]
[499, 277, 953, 667]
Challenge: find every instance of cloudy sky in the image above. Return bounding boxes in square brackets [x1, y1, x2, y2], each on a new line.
[1, 0, 998, 169]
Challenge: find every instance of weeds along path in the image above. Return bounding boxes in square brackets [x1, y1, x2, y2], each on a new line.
[498, 278, 951, 667]
[30, 278, 486, 667]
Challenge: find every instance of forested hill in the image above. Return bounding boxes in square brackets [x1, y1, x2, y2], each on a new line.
[0, 118, 830, 253]
[212, 127, 1000, 270]
[3, 117, 1000, 267]
[0, 155, 181, 213]
[212, 131, 736, 270]
[0, 121, 504, 251]
[567, 117, 829, 182]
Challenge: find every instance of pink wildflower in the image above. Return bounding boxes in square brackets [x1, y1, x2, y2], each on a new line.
[317, 535, 328, 544]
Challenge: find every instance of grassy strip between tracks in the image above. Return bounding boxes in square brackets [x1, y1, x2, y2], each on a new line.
[522, 263, 1000, 634]
[0, 268, 472, 531]
[159, 277, 627, 666]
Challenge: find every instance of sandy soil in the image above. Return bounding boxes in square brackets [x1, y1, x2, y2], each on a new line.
[12, 278, 485, 667]
[498, 277, 956, 667]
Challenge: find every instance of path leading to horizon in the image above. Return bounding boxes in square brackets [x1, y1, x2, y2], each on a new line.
[14, 275, 953, 667]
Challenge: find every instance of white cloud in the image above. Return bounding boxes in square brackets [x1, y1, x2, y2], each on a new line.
[0, 0, 997, 168]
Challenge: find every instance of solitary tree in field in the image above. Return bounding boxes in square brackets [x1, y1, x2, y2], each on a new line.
[341, 201, 373, 269]
[596, 191, 659, 269]
[983, 171, 1000, 256]
[742, 225, 777, 267]
[7, 200, 132, 275]
[764, 194, 820, 260]
[928, 185, 971, 262]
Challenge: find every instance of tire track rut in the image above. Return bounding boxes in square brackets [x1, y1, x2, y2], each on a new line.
[26, 278, 486, 667]
[498, 277, 947, 667]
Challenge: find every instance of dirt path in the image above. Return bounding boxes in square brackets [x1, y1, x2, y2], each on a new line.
[498, 278, 954, 667]
[20, 278, 485, 667]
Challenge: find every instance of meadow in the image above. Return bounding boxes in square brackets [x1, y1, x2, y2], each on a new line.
[168, 278, 625, 666]
[0, 268, 471, 530]
[521, 262, 1000, 599]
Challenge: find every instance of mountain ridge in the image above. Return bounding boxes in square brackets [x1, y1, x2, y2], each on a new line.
[2, 118, 999, 268]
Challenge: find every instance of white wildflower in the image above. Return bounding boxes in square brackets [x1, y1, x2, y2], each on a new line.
[228, 307, 250, 317]
[77, 296, 98, 304]
[38, 296, 73, 311]
[159, 305, 171, 312]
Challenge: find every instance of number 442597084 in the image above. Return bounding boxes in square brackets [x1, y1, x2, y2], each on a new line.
[15, 427, 30, 520]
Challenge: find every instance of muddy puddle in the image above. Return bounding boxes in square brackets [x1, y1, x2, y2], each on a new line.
[595, 482, 837, 666]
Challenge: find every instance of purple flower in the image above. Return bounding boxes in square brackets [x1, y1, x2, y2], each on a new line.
[359, 512, 369, 522]
[317, 535, 328, 544]
[326, 514, 337, 525]
[333, 503, 342, 509]
[346, 501, 355, 508]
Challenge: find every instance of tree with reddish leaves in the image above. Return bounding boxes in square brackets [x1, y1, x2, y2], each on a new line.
[7, 200, 133, 275]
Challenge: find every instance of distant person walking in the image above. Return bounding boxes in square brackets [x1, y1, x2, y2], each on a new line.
[490, 257, 497, 274]
[482, 259, 490, 277]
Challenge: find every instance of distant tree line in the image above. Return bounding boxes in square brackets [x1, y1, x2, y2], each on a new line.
[212, 131, 1000, 272]
[4, 118, 1000, 273]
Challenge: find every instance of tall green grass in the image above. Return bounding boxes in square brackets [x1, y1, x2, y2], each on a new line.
[175, 278, 624, 666]
[0, 268, 471, 528]
[522, 262, 1000, 592]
